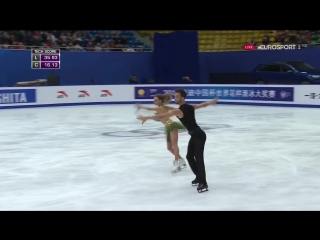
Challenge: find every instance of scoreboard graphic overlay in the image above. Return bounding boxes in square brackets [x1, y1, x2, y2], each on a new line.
[31, 49, 60, 69]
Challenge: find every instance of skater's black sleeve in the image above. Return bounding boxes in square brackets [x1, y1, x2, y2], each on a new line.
[191, 98, 218, 109]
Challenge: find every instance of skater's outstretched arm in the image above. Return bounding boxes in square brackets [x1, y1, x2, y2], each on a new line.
[192, 98, 218, 109]
[135, 104, 175, 111]
[137, 109, 183, 124]
[135, 104, 160, 111]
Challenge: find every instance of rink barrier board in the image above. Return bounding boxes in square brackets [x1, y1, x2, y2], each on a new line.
[2, 101, 320, 110]
[1, 84, 320, 109]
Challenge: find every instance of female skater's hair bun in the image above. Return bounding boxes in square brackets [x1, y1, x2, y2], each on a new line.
[162, 93, 172, 105]
[155, 93, 172, 105]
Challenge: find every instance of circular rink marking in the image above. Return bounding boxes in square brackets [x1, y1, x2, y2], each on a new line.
[102, 124, 232, 137]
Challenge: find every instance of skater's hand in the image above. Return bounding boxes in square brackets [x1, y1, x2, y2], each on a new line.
[210, 98, 218, 105]
[135, 104, 142, 110]
[137, 115, 147, 124]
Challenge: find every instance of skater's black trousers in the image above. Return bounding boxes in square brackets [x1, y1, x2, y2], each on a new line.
[186, 127, 207, 184]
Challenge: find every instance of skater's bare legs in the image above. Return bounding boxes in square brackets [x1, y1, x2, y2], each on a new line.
[170, 130, 182, 161]
[167, 141, 182, 161]
[167, 142, 175, 155]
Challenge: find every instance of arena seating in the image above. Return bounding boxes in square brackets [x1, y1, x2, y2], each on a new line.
[2, 30, 318, 52]
[0, 30, 152, 51]
[139, 30, 278, 51]
[88, 30, 151, 50]
[197, 30, 276, 51]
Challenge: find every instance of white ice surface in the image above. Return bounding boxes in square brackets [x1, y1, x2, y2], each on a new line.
[1, 104, 320, 210]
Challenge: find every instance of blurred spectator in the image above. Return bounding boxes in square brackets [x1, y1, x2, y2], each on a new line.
[10, 35, 15, 45]
[60, 33, 67, 42]
[121, 36, 127, 45]
[67, 42, 74, 51]
[300, 36, 309, 44]
[121, 45, 128, 51]
[182, 76, 192, 84]
[41, 31, 48, 43]
[305, 30, 311, 42]
[33, 31, 40, 38]
[14, 31, 24, 42]
[286, 30, 299, 44]
[41, 42, 47, 48]
[73, 41, 84, 51]
[73, 31, 82, 41]
[51, 41, 59, 49]
[129, 75, 138, 84]
[17, 42, 25, 49]
[24, 32, 33, 46]
[147, 77, 155, 84]
[113, 34, 121, 43]
[262, 34, 270, 45]
[101, 43, 108, 51]
[250, 38, 256, 46]
[84, 31, 91, 39]
[108, 39, 115, 50]
[93, 34, 101, 44]
[126, 46, 135, 52]
[95, 43, 102, 51]
[111, 30, 119, 35]
[86, 42, 94, 51]
[1, 32, 10, 45]
[66, 32, 72, 42]
[113, 34, 122, 51]
[60, 43, 67, 51]
[275, 32, 283, 42]
[33, 36, 42, 46]
[48, 32, 56, 42]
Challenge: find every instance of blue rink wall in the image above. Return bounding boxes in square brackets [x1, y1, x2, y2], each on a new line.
[0, 84, 320, 109]
[1, 49, 320, 86]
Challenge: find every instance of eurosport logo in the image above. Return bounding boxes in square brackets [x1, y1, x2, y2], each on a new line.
[257, 45, 300, 50]
[57, 91, 68, 98]
[101, 90, 112, 97]
[78, 90, 90, 97]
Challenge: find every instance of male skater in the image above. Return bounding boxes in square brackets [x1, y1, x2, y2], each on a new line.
[137, 89, 218, 193]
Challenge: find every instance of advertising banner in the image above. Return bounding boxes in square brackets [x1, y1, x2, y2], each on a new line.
[0, 89, 36, 105]
[295, 86, 320, 105]
[37, 85, 133, 104]
[134, 86, 294, 102]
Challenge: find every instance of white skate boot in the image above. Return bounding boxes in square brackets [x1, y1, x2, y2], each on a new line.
[171, 160, 181, 174]
[178, 158, 187, 168]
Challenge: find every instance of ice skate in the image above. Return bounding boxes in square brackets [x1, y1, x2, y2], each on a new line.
[191, 178, 199, 186]
[178, 158, 187, 168]
[171, 161, 181, 174]
[197, 183, 208, 193]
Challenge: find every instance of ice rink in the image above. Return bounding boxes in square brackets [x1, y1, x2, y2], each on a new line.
[1, 104, 320, 210]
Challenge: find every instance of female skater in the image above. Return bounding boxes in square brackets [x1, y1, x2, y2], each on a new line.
[136, 93, 186, 173]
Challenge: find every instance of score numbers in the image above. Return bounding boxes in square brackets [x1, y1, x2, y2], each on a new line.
[43, 55, 59, 60]
[31, 49, 60, 69]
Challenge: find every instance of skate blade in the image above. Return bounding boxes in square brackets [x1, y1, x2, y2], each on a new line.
[192, 183, 199, 186]
[198, 188, 208, 193]
[171, 168, 181, 174]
